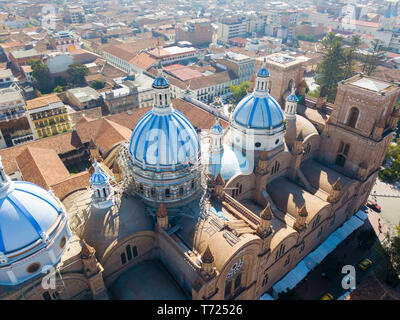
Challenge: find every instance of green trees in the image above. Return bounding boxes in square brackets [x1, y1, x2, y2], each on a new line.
[89, 80, 105, 90]
[379, 141, 400, 183]
[343, 36, 361, 80]
[28, 59, 53, 94]
[316, 33, 361, 103]
[67, 63, 89, 86]
[230, 81, 250, 104]
[362, 39, 386, 76]
[373, 224, 400, 287]
[316, 33, 346, 103]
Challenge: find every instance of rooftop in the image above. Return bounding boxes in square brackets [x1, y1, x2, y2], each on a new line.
[10, 48, 39, 59]
[350, 77, 392, 93]
[67, 87, 101, 103]
[26, 94, 63, 110]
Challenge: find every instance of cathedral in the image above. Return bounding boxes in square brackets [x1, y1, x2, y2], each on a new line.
[0, 59, 399, 300]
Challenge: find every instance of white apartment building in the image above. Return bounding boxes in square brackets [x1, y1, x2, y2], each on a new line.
[217, 17, 247, 43]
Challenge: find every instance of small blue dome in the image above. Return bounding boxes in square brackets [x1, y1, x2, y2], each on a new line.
[210, 118, 223, 134]
[129, 108, 200, 171]
[287, 93, 298, 103]
[152, 76, 169, 89]
[232, 93, 284, 129]
[90, 161, 109, 186]
[257, 67, 270, 78]
[0, 181, 62, 254]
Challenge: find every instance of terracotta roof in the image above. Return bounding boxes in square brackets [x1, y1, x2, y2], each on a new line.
[26, 94, 62, 110]
[129, 52, 157, 71]
[0, 131, 82, 175]
[51, 170, 91, 200]
[15, 146, 70, 189]
[105, 98, 229, 131]
[74, 118, 131, 155]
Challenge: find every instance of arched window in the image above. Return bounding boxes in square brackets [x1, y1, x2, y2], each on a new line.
[275, 243, 286, 260]
[121, 252, 127, 264]
[347, 107, 359, 128]
[126, 245, 132, 261]
[271, 161, 280, 175]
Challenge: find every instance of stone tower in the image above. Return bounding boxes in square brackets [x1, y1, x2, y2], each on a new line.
[318, 75, 400, 204]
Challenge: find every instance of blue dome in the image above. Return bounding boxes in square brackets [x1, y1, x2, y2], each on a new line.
[287, 93, 298, 103]
[210, 119, 223, 134]
[232, 93, 284, 129]
[90, 162, 109, 186]
[152, 76, 169, 89]
[208, 144, 249, 180]
[0, 181, 62, 254]
[257, 67, 270, 78]
[129, 108, 201, 171]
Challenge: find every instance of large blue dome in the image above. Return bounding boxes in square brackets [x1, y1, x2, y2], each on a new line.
[0, 181, 62, 254]
[232, 93, 284, 129]
[129, 107, 201, 172]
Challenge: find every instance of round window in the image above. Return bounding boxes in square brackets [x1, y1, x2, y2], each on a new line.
[27, 262, 41, 274]
[60, 236, 67, 249]
[255, 142, 261, 148]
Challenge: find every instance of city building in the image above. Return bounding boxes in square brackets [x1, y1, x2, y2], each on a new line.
[176, 19, 213, 47]
[9, 48, 40, 71]
[217, 17, 247, 43]
[26, 94, 72, 139]
[66, 87, 103, 110]
[64, 6, 86, 24]
[0, 88, 34, 149]
[103, 73, 154, 114]
[147, 46, 198, 66]
[48, 31, 82, 53]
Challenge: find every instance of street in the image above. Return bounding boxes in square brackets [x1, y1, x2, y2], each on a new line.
[295, 210, 386, 300]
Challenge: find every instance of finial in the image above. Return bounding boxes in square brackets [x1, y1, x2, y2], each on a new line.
[215, 172, 225, 186]
[260, 202, 273, 220]
[201, 245, 214, 264]
[332, 178, 342, 191]
[157, 60, 163, 77]
[298, 205, 308, 217]
[291, 86, 296, 95]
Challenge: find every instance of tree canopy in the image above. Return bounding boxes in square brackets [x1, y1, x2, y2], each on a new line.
[28, 59, 53, 94]
[362, 39, 386, 76]
[67, 64, 89, 86]
[315, 33, 361, 103]
[230, 81, 250, 104]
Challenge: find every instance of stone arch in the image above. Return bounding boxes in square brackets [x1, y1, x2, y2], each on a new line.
[101, 231, 157, 284]
[346, 107, 360, 128]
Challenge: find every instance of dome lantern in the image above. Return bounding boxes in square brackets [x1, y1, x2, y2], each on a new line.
[90, 160, 114, 209]
[255, 57, 270, 93]
[152, 61, 171, 108]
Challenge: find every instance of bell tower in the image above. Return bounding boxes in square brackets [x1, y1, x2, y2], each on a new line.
[319, 75, 400, 180]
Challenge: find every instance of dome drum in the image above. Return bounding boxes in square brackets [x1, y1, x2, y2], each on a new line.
[229, 124, 285, 152]
[132, 174, 201, 207]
